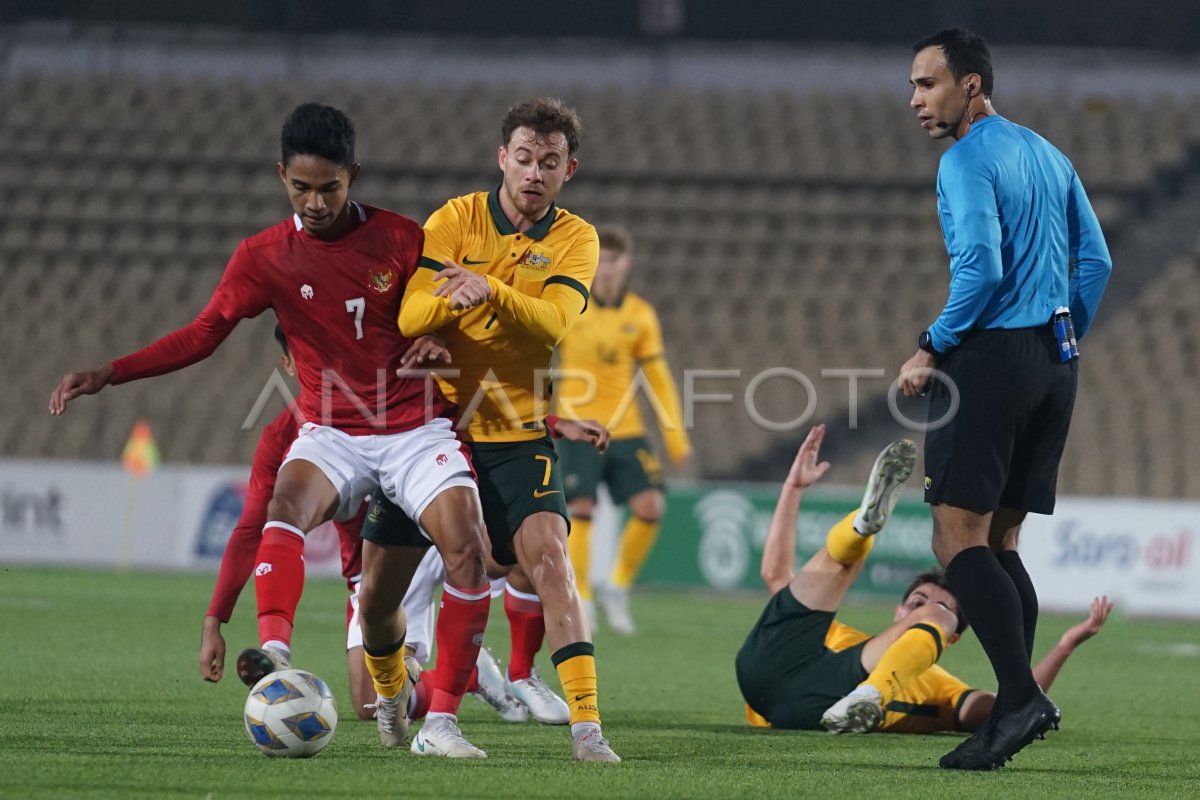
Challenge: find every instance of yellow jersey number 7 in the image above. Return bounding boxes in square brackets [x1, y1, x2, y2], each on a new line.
[532, 454, 560, 499]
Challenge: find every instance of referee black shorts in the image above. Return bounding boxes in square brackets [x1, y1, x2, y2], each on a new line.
[923, 325, 1078, 515]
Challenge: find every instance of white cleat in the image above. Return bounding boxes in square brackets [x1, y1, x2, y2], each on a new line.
[506, 668, 570, 725]
[598, 585, 636, 635]
[410, 715, 487, 759]
[852, 439, 917, 535]
[572, 724, 621, 763]
[369, 655, 420, 747]
[820, 684, 885, 734]
[473, 647, 528, 723]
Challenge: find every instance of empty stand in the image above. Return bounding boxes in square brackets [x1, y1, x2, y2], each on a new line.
[3, 72, 1198, 497]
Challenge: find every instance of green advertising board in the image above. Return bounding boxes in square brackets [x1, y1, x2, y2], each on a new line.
[638, 483, 937, 599]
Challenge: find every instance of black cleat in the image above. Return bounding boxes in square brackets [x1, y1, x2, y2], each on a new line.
[235, 646, 290, 688]
[941, 690, 1061, 771]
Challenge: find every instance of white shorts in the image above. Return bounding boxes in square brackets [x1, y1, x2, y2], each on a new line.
[346, 579, 363, 650]
[282, 417, 477, 524]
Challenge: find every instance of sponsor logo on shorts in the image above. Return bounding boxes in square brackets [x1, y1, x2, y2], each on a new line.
[925, 476, 932, 490]
[300, 284, 314, 299]
[533, 489, 561, 499]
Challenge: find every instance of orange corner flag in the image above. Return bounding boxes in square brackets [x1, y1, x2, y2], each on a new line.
[122, 419, 160, 478]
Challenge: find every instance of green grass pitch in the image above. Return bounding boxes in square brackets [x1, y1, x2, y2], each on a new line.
[1, 566, 1198, 799]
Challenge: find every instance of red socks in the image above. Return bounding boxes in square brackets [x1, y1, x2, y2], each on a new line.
[504, 584, 545, 682]
[428, 583, 490, 716]
[254, 524, 306, 648]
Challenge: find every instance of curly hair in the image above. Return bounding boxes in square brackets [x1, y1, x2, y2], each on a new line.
[501, 97, 583, 156]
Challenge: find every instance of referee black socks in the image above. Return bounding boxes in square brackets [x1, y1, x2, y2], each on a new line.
[945, 546, 1039, 711]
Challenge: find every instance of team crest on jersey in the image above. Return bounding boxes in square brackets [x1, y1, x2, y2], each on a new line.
[515, 245, 553, 280]
[368, 267, 397, 294]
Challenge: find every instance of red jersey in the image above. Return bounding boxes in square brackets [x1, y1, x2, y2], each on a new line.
[112, 203, 451, 434]
[207, 407, 365, 622]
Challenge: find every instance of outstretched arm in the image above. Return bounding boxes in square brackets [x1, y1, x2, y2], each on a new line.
[1032, 595, 1114, 691]
[760, 424, 831, 594]
[50, 242, 265, 415]
[957, 596, 1115, 730]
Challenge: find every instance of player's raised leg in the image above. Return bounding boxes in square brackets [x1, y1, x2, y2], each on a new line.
[788, 439, 915, 613]
[814, 440, 930, 734]
[513, 513, 620, 762]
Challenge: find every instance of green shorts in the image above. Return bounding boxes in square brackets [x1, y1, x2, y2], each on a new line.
[471, 434, 568, 566]
[558, 435, 664, 505]
[360, 490, 428, 547]
[735, 589, 869, 730]
[361, 434, 568, 566]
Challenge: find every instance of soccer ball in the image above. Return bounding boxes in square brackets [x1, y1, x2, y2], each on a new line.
[243, 668, 338, 757]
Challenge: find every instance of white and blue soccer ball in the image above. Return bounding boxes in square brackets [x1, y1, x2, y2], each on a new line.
[243, 668, 338, 757]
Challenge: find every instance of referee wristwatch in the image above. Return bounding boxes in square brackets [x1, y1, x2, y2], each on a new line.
[917, 330, 940, 355]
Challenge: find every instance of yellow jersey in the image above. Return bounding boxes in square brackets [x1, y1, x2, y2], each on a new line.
[555, 291, 690, 462]
[398, 189, 598, 443]
[746, 620, 974, 734]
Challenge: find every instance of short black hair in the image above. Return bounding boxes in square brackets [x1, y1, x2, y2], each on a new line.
[901, 568, 969, 635]
[501, 97, 583, 157]
[274, 324, 289, 356]
[912, 28, 994, 98]
[281, 103, 356, 168]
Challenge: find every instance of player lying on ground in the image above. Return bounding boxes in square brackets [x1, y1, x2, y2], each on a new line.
[49, 103, 491, 755]
[198, 326, 451, 719]
[557, 225, 691, 636]
[368, 413, 611, 726]
[736, 425, 1112, 742]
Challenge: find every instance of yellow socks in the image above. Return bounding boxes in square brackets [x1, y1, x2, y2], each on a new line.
[552, 643, 600, 725]
[863, 622, 946, 705]
[610, 516, 660, 589]
[363, 640, 407, 699]
[568, 516, 593, 602]
[825, 510, 875, 566]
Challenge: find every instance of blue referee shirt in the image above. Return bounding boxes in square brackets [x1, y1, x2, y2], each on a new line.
[928, 115, 1112, 353]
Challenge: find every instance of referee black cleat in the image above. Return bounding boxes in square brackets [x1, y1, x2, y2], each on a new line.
[941, 690, 1061, 771]
[938, 718, 994, 770]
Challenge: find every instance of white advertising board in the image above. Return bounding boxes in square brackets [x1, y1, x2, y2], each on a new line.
[1021, 497, 1199, 617]
[0, 459, 345, 577]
